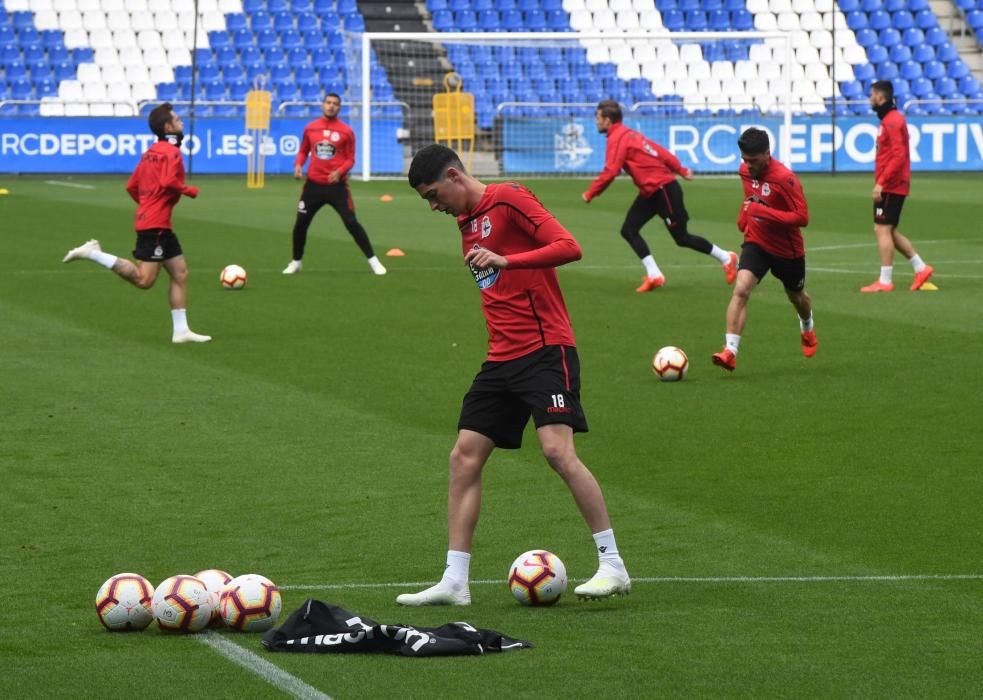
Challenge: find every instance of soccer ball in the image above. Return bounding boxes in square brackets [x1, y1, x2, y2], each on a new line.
[220, 264, 247, 290]
[652, 346, 689, 381]
[219, 574, 282, 632]
[508, 550, 568, 606]
[152, 575, 213, 633]
[95, 573, 155, 631]
[194, 568, 233, 625]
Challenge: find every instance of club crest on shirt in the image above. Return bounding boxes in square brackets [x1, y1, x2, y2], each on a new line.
[642, 141, 659, 158]
[761, 183, 771, 196]
[480, 215, 492, 239]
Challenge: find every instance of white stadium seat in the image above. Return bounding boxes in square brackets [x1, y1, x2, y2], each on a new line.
[569, 10, 592, 31]
[172, 0, 195, 11]
[144, 46, 169, 66]
[563, 0, 585, 10]
[698, 79, 722, 97]
[107, 10, 131, 30]
[147, 0, 170, 11]
[754, 12, 777, 31]
[149, 64, 174, 83]
[710, 60, 734, 81]
[137, 30, 162, 50]
[52, 0, 74, 11]
[41, 100, 67, 117]
[83, 82, 107, 100]
[59, 80, 84, 99]
[118, 45, 143, 65]
[823, 12, 846, 30]
[102, 0, 125, 10]
[759, 62, 781, 80]
[176, 11, 197, 31]
[641, 61, 664, 81]
[633, 0, 655, 10]
[201, 11, 226, 32]
[804, 62, 828, 81]
[679, 43, 702, 63]
[166, 47, 191, 65]
[114, 28, 138, 49]
[154, 12, 178, 32]
[101, 64, 126, 83]
[638, 9, 662, 29]
[735, 60, 757, 81]
[800, 11, 822, 31]
[768, 0, 792, 13]
[610, 0, 633, 12]
[684, 94, 707, 112]
[59, 9, 83, 30]
[90, 103, 115, 116]
[674, 77, 697, 95]
[749, 44, 771, 63]
[592, 9, 617, 31]
[62, 28, 88, 48]
[81, 9, 106, 30]
[815, 77, 835, 97]
[88, 28, 114, 49]
[132, 82, 158, 102]
[107, 82, 132, 101]
[689, 61, 711, 80]
[76, 63, 101, 83]
[776, 11, 799, 31]
[585, 0, 606, 11]
[65, 103, 91, 115]
[197, 0, 218, 9]
[831, 61, 855, 81]
[610, 44, 633, 63]
[586, 44, 609, 64]
[34, 9, 60, 30]
[616, 10, 640, 30]
[124, 65, 149, 83]
[115, 103, 138, 116]
[796, 45, 820, 65]
[30, 0, 53, 11]
[617, 62, 641, 80]
[124, 0, 149, 11]
[657, 43, 679, 63]
[814, 0, 833, 10]
[162, 29, 187, 50]
[650, 78, 674, 95]
[810, 29, 833, 49]
[746, 0, 768, 12]
[665, 61, 688, 80]
[791, 0, 815, 11]
[94, 46, 120, 65]
[217, 0, 242, 11]
[130, 10, 154, 32]
[77, 0, 101, 11]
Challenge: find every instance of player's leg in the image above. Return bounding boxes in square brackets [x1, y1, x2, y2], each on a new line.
[63, 238, 161, 289]
[776, 256, 816, 358]
[862, 196, 900, 292]
[326, 183, 386, 275]
[883, 197, 934, 290]
[163, 254, 210, 343]
[620, 195, 665, 292]
[523, 346, 629, 599]
[284, 181, 327, 273]
[713, 244, 765, 371]
[659, 182, 737, 284]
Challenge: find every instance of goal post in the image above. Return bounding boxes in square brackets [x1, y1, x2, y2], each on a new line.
[353, 30, 795, 180]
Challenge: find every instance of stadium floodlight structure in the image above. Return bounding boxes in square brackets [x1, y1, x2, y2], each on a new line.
[351, 31, 794, 180]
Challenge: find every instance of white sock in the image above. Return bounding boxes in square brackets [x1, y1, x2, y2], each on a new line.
[709, 244, 731, 264]
[171, 309, 189, 335]
[441, 550, 470, 586]
[89, 251, 118, 269]
[641, 255, 662, 278]
[592, 529, 625, 568]
[799, 312, 814, 332]
[725, 333, 741, 354]
[879, 266, 893, 285]
[909, 254, 926, 273]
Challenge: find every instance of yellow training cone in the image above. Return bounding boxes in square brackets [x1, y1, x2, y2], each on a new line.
[919, 282, 938, 291]
[0, 188, 9, 195]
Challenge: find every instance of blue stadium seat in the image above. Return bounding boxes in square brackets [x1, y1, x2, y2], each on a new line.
[204, 80, 226, 100]
[501, 9, 523, 29]
[840, 80, 864, 98]
[845, 10, 867, 29]
[656, 0, 678, 9]
[198, 63, 219, 80]
[854, 28, 877, 47]
[912, 44, 934, 62]
[900, 59, 921, 79]
[923, 60, 945, 80]
[879, 28, 902, 47]
[343, 13, 365, 31]
[291, 0, 311, 11]
[266, 48, 288, 66]
[456, 10, 478, 30]
[432, 10, 453, 30]
[250, 11, 273, 30]
[11, 11, 33, 30]
[274, 11, 295, 31]
[280, 29, 303, 48]
[948, 61, 970, 79]
[319, 11, 341, 29]
[303, 28, 326, 49]
[662, 9, 684, 29]
[6, 60, 27, 81]
[157, 82, 178, 100]
[902, 27, 925, 46]
[877, 61, 899, 80]
[41, 30, 62, 50]
[685, 10, 708, 28]
[935, 76, 958, 96]
[243, 0, 263, 11]
[226, 13, 248, 31]
[924, 26, 947, 46]
[299, 80, 321, 100]
[890, 44, 912, 62]
[223, 64, 246, 81]
[449, 0, 469, 9]
[884, 0, 906, 10]
[71, 47, 94, 63]
[313, 0, 335, 12]
[959, 75, 981, 94]
[526, 9, 548, 30]
[233, 28, 254, 48]
[210, 31, 231, 49]
[174, 65, 193, 84]
[967, 10, 983, 30]
[269, 0, 289, 11]
[892, 11, 914, 29]
[257, 28, 278, 49]
[837, 0, 859, 9]
[860, 0, 882, 11]
[270, 63, 291, 81]
[914, 10, 935, 29]
[936, 42, 959, 62]
[526, 61, 547, 79]
[546, 9, 568, 29]
[542, 0, 562, 9]
[546, 61, 569, 79]
[474, 9, 498, 28]
[473, 0, 494, 10]
[288, 47, 308, 67]
[709, 9, 729, 29]
[518, 0, 539, 10]
[495, 0, 518, 10]
[868, 10, 890, 30]
[732, 9, 753, 29]
[216, 46, 238, 66]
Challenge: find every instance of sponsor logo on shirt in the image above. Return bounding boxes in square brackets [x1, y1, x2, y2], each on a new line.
[315, 141, 336, 159]
[467, 244, 499, 289]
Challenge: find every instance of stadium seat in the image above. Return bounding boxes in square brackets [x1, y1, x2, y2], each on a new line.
[891, 45, 912, 63]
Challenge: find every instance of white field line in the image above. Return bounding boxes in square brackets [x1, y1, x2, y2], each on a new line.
[44, 180, 96, 189]
[280, 573, 983, 591]
[809, 239, 955, 252]
[198, 632, 332, 700]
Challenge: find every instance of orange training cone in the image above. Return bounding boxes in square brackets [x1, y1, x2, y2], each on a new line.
[385, 248, 405, 257]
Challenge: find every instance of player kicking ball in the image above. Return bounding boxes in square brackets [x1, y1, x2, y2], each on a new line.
[396, 144, 631, 606]
[62, 103, 210, 344]
[712, 128, 816, 372]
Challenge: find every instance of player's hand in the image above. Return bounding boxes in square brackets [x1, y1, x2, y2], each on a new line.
[872, 183, 883, 202]
[185, 186, 199, 198]
[328, 170, 341, 184]
[465, 246, 508, 270]
[680, 168, 694, 181]
[745, 195, 762, 204]
[294, 166, 303, 180]
[582, 192, 590, 203]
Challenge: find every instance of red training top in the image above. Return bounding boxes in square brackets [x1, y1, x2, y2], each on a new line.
[737, 157, 809, 259]
[125, 140, 198, 231]
[583, 121, 690, 202]
[875, 108, 911, 196]
[295, 116, 356, 185]
[457, 182, 581, 362]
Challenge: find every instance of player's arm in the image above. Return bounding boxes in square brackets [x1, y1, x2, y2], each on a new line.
[162, 152, 198, 198]
[583, 133, 627, 202]
[745, 179, 808, 227]
[875, 122, 905, 199]
[294, 128, 310, 179]
[125, 170, 140, 202]
[655, 142, 693, 180]
[328, 127, 356, 184]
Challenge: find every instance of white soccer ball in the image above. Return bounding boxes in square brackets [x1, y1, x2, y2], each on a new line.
[95, 573, 155, 631]
[219, 573, 282, 632]
[194, 568, 233, 625]
[652, 346, 689, 381]
[508, 550, 568, 606]
[220, 264, 247, 290]
[152, 575, 213, 633]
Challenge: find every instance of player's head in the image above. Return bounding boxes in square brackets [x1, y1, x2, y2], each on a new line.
[149, 102, 182, 141]
[322, 93, 341, 119]
[738, 127, 771, 179]
[408, 144, 473, 217]
[869, 80, 895, 109]
[594, 100, 622, 134]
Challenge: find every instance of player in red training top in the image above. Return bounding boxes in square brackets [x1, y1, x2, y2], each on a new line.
[395, 144, 631, 606]
[860, 80, 935, 293]
[62, 103, 210, 343]
[583, 100, 737, 292]
[712, 128, 816, 372]
[282, 93, 386, 276]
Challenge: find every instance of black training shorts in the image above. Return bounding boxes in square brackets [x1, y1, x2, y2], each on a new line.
[133, 229, 183, 262]
[874, 193, 905, 227]
[739, 241, 806, 292]
[458, 345, 588, 450]
[624, 178, 690, 231]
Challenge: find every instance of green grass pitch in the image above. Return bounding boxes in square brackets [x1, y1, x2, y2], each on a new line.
[1, 171, 982, 698]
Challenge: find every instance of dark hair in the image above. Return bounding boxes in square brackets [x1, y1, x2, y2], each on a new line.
[148, 102, 174, 138]
[407, 144, 464, 188]
[871, 80, 894, 101]
[324, 92, 341, 103]
[596, 99, 622, 123]
[738, 127, 770, 155]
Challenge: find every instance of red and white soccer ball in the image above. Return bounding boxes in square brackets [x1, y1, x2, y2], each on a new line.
[508, 550, 568, 606]
[220, 264, 247, 290]
[194, 568, 233, 625]
[152, 575, 213, 633]
[219, 574, 282, 632]
[95, 573, 155, 631]
[652, 346, 689, 381]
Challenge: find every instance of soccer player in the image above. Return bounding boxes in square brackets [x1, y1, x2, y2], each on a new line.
[582, 100, 737, 292]
[396, 144, 631, 606]
[860, 80, 935, 293]
[61, 103, 210, 344]
[712, 128, 816, 372]
[282, 93, 386, 276]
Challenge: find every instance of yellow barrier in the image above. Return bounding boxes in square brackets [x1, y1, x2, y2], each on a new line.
[245, 78, 272, 189]
[432, 72, 475, 171]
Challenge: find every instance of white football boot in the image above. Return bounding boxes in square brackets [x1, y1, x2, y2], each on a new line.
[62, 239, 101, 263]
[396, 580, 471, 606]
[574, 562, 631, 601]
[368, 257, 387, 275]
[282, 260, 303, 274]
[172, 330, 212, 344]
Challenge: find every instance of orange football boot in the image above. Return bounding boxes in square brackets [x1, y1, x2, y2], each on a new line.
[712, 348, 736, 371]
[722, 251, 738, 285]
[860, 280, 895, 293]
[636, 275, 665, 293]
[910, 265, 934, 291]
[801, 329, 818, 358]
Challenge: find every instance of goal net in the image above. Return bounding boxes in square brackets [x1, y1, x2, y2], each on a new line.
[348, 30, 798, 180]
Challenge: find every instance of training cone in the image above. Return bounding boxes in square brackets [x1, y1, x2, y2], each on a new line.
[0, 188, 9, 195]
[380, 194, 393, 202]
[919, 282, 938, 291]
[385, 248, 405, 257]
